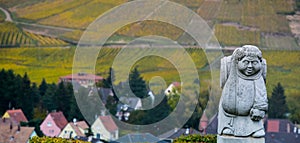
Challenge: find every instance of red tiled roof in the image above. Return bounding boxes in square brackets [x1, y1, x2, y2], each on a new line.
[69, 121, 89, 137]
[76, 121, 89, 129]
[60, 73, 103, 80]
[50, 111, 68, 129]
[267, 120, 280, 132]
[172, 82, 181, 87]
[6, 109, 28, 124]
[99, 116, 118, 132]
[0, 120, 35, 143]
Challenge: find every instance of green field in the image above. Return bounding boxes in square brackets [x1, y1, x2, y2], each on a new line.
[0, 47, 210, 87]
[261, 35, 300, 50]
[215, 24, 261, 46]
[0, 47, 299, 98]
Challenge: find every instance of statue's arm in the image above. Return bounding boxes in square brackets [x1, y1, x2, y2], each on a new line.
[251, 80, 268, 121]
[253, 80, 268, 111]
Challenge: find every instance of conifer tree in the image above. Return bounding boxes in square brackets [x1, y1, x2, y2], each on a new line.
[129, 67, 147, 98]
[268, 83, 289, 118]
[39, 78, 48, 96]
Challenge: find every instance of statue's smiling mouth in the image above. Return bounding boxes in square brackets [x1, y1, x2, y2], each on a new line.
[246, 68, 253, 73]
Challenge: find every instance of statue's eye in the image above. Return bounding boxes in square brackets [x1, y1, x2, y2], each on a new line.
[252, 61, 258, 65]
[243, 61, 249, 64]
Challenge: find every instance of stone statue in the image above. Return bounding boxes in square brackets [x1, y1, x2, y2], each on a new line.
[218, 45, 268, 142]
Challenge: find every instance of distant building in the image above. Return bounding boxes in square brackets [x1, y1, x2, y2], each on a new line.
[119, 97, 142, 110]
[265, 119, 300, 143]
[91, 115, 118, 141]
[2, 109, 28, 124]
[59, 73, 104, 87]
[59, 120, 89, 139]
[0, 119, 36, 143]
[40, 111, 68, 137]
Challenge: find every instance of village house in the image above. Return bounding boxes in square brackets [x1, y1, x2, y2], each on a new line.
[118, 97, 142, 110]
[0, 119, 36, 143]
[1, 109, 28, 124]
[59, 73, 104, 88]
[59, 119, 89, 139]
[40, 111, 68, 137]
[91, 115, 119, 141]
[164, 82, 181, 96]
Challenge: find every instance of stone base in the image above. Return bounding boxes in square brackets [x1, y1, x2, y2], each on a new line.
[217, 135, 265, 143]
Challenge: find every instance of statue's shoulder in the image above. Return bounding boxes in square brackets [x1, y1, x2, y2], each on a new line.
[220, 56, 232, 88]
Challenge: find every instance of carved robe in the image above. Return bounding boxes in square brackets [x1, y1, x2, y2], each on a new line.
[218, 55, 268, 136]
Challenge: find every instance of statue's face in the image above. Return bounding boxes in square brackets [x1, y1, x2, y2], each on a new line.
[238, 56, 261, 76]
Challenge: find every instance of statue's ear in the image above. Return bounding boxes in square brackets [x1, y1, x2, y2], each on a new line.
[220, 56, 231, 88]
[262, 58, 267, 83]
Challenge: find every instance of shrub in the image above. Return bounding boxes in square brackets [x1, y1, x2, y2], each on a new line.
[174, 134, 217, 143]
[29, 136, 89, 143]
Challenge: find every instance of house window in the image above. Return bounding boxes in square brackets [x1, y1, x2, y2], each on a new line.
[47, 122, 52, 127]
[96, 133, 100, 139]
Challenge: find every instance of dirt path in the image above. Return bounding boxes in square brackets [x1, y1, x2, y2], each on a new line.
[0, 7, 13, 22]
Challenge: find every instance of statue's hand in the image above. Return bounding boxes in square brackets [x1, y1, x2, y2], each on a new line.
[250, 108, 265, 121]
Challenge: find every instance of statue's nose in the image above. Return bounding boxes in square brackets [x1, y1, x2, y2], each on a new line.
[247, 62, 253, 68]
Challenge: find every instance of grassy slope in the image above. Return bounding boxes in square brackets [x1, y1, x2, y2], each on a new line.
[0, 47, 299, 97]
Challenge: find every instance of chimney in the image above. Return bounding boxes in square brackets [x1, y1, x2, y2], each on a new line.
[185, 128, 190, 135]
[73, 118, 77, 126]
[101, 110, 106, 116]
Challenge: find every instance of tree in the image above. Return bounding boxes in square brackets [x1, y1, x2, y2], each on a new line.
[66, 82, 84, 121]
[39, 78, 47, 96]
[19, 73, 34, 120]
[129, 67, 147, 98]
[42, 83, 57, 112]
[31, 83, 41, 108]
[268, 83, 289, 118]
[105, 67, 115, 88]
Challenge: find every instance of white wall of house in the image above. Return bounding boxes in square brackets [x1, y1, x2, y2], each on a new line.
[59, 124, 78, 139]
[91, 118, 118, 141]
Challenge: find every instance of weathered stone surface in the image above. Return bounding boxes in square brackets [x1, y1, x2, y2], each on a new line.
[218, 45, 268, 138]
[217, 135, 265, 143]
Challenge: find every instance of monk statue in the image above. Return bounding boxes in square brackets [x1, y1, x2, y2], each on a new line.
[218, 45, 268, 138]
